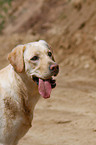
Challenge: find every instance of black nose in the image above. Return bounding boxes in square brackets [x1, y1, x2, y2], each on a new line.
[49, 64, 59, 76]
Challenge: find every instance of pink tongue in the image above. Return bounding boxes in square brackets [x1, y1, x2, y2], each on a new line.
[38, 79, 52, 99]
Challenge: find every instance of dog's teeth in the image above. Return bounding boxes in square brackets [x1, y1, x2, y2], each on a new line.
[52, 76, 56, 80]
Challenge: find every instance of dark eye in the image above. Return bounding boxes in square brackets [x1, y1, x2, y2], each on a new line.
[30, 56, 39, 61]
[48, 51, 52, 57]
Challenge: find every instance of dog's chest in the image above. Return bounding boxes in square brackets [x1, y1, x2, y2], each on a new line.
[3, 96, 32, 141]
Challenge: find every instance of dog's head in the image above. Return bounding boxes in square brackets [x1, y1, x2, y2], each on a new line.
[8, 40, 59, 99]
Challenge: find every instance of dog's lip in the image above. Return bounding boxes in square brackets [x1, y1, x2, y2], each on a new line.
[32, 75, 57, 99]
[32, 75, 56, 88]
[32, 75, 56, 99]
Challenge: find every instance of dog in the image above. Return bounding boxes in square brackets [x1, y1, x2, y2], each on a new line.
[0, 40, 59, 145]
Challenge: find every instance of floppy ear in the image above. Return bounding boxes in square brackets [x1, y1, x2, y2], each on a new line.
[8, 45, 26, 73]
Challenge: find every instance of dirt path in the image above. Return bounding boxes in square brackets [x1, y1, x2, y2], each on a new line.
[18, 64, 96, 145]
[0, 35, 96, 145]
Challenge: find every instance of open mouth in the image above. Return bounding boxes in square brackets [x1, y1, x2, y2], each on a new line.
[32, 76, 56, 99]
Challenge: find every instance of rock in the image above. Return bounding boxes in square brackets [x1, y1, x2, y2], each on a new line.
[71, 0, 82, 10]
[74, 32, 82, 46]
[94, 36, 96, 41]
[84, 63, 90, 69]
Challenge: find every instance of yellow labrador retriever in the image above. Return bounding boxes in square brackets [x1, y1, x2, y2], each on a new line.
[0, 40, 59, 145]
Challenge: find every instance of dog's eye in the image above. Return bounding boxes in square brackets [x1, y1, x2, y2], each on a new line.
[48, 51, 52, 57]
[30, 56, 39, 61]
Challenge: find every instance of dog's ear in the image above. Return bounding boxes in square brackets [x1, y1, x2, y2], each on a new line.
[8, 45, 26, 73]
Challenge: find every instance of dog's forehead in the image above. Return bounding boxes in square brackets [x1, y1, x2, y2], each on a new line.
[26, 42, 49, 52]
[24, 42, 49, 58]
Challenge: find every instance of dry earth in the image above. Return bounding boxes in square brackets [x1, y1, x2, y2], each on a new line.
[1, 0, 96, 145]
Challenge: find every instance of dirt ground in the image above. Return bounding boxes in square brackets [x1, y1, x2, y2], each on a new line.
[1, 0, 96, 145]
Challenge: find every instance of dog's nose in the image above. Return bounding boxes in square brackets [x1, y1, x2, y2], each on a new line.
[49, 64, 59, 76]
[50, 64, 59, 71]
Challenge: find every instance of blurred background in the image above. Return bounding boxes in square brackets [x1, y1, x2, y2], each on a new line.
[1, 0, 96, 145]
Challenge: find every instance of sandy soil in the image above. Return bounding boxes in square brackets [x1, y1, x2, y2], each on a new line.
[1, 0, 96, 145]
[19, 68, 96, 145]
[1, 37, 96, 145]
[19, 63, 96, 145]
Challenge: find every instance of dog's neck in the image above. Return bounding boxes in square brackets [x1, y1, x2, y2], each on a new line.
[12, 66, 40, 114]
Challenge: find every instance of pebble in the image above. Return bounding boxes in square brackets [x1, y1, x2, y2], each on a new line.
[71, 0, 82, 10]
[84, 63, 90, 69]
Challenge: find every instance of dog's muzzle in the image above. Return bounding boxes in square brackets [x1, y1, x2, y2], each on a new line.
[32, 63, 59, 99]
